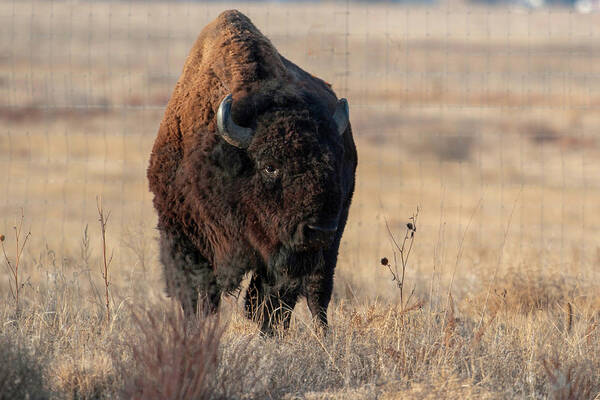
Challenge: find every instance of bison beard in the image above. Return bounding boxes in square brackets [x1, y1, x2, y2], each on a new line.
[147, 10, 357, 334]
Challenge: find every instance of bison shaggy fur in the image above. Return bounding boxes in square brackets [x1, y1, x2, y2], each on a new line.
[147, 10, 357, 333]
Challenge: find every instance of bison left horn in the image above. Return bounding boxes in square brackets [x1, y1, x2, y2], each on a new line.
[217, 94, 254, 148]
[332, 98, 349, 136]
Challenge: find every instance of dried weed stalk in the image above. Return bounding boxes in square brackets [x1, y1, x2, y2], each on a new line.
[565, 302, 573, 334]
[381, 207, 419, 310]
[1, 209, 31, 314]
[97, 196, 114, 325]
[80, 224, 104, 311]
[443, 293, 457, 348]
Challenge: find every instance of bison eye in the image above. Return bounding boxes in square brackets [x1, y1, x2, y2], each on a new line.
[262, 164, 280, 178]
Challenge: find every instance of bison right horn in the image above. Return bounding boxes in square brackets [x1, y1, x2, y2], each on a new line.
[217, 94, 254, 148]
[332, 98, 349, 136]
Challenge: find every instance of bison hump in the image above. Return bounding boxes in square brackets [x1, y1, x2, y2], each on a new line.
[180, 10, 287, 97]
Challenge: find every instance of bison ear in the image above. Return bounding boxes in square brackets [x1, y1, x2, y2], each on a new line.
[217, 94, 255, 149]
[332, 98, 349, 136]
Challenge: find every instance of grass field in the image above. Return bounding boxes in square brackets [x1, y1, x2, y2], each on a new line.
[1, 1, 600, 398]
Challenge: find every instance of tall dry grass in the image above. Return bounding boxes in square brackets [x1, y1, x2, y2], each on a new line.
[0, 207, 598, 398]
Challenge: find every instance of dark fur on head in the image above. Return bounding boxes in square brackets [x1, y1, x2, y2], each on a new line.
[147, 10, 357, 333]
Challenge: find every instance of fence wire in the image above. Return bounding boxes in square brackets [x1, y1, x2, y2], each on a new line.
[1, 0, 599, 302]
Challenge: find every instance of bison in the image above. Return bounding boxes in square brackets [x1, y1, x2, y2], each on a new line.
[147, 10, 357, 333]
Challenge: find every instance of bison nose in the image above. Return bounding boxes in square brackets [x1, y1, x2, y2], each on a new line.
[301, 221, 338, 248]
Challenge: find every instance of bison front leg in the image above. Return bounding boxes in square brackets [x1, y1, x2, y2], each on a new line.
[159, 230, 220, 317]
[304, 267, 334, 331]
[245, 272, 299, 335]
[306, 206, 350, 332]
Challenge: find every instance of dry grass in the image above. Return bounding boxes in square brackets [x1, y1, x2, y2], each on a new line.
[2, 1, 600, 398]
[116, 309, 223, 400]
[0, 335, 50, 399]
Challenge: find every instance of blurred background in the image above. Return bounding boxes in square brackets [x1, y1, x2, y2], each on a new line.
[1, 0, 600, 307]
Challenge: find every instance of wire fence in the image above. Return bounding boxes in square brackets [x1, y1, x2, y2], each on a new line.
[1, 0, 600, 301]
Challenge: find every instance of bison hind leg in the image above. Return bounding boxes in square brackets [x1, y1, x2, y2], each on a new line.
[164, 267, 198, 318]
[159, 230, 220, 318]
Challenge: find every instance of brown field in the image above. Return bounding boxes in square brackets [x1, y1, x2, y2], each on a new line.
[1, 1, 600, 398]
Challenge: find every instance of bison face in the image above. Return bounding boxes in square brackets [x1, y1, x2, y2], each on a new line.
[250, 114, 342, 251]
[215, 93, 350, 260]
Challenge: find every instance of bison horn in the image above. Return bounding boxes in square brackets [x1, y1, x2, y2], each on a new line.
[332, 98, 349, 136]
[217, 94, 254, 148]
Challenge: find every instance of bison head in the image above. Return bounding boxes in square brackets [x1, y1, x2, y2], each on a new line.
[212, 86, 349, 262]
